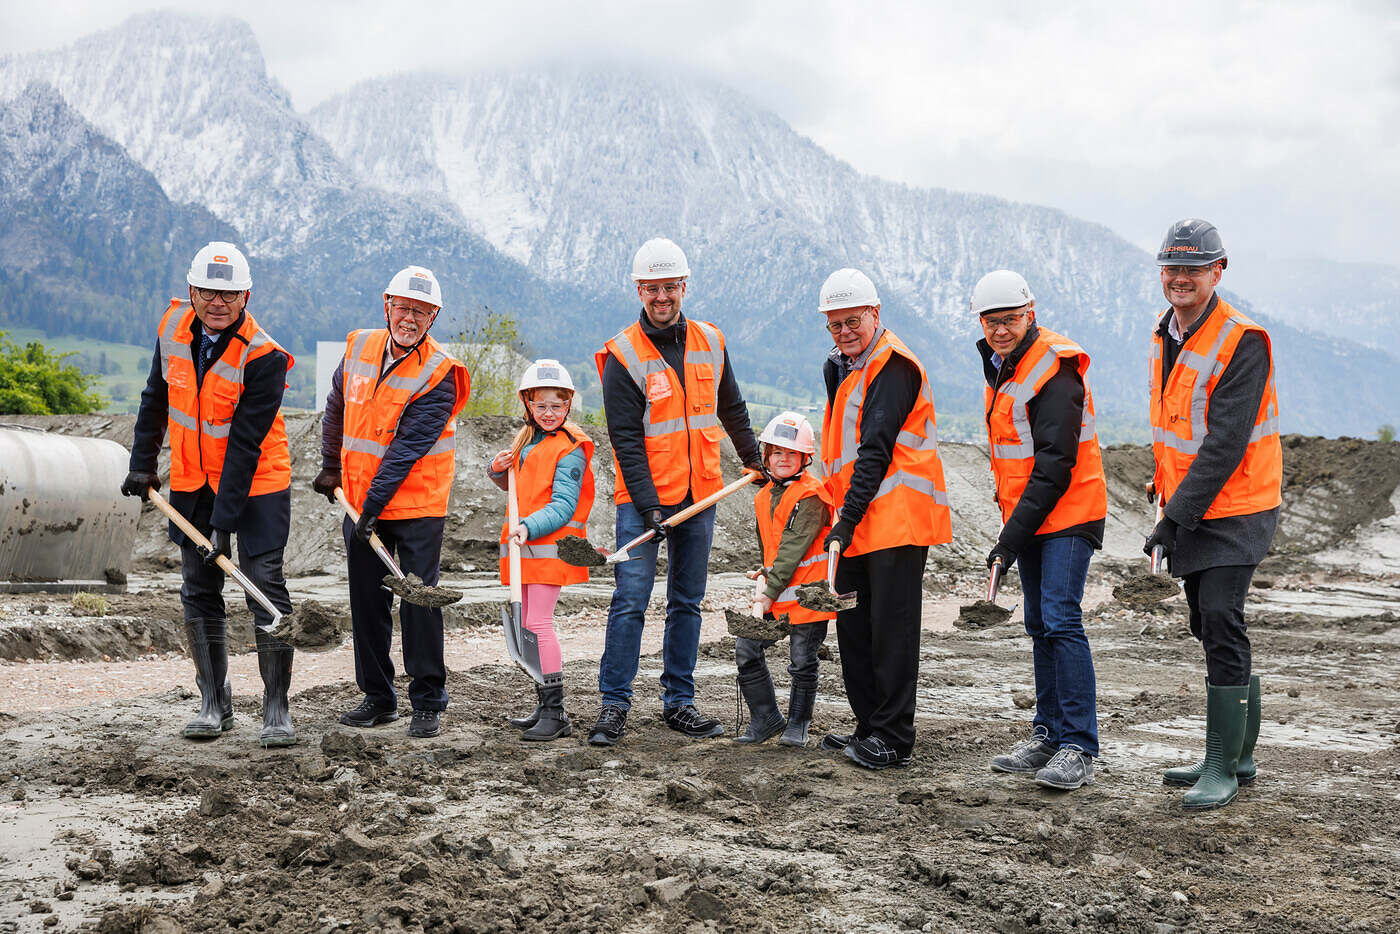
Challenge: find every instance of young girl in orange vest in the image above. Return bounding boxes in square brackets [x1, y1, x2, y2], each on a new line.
[734, 411, 835, 747]
[488, 360, 595, 742]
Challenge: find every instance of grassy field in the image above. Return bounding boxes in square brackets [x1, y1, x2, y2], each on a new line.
[0, 327, 152, 414]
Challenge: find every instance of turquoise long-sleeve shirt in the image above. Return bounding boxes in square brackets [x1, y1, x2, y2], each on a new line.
[488, 428, 586, 540]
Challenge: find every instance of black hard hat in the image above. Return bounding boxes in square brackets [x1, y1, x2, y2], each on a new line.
[1156, 218, 1228, 269]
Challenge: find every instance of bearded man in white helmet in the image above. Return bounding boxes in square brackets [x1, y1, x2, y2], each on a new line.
[315, 267, 470, 739]
[123, 242, 298, 747]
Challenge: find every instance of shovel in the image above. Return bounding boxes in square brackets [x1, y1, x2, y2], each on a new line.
[502, 468, 546, 684]
[795, 541, 858, 613]
[558, 469, 762, 567]
[725, 568, 792, 641]
[333, 487, 463, 607]
[1149, 497, 1167, 575]
[148, 489, 284, 633]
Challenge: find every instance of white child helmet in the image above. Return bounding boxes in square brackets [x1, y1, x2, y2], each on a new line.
[759, 411, 816, 455]
[518, 359, 575, 396]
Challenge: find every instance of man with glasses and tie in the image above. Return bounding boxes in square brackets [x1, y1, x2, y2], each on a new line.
[587, 237, 764, 747]
[314, 266, 470, 739]
[815, 268, 952, 770]
[123, 241, 298, 747]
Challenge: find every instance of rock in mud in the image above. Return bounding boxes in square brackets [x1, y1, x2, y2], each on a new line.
[320, 730, 383, 761]
[724, 609, 792, 641]
[686, 888, 730, 921]
[382, 573, 463, 607]
[274, 600, 348, 650]
[1113, 574, 1179, 607]
[665, 777, 715, 805]
[1012, 691, 1036, 710]
[645, 875, 696, 905]
[556, 534, 606, 567]
[955, 600, 1014, 630]
[331, 828, 389, 863]
[197, 785, 240, 817]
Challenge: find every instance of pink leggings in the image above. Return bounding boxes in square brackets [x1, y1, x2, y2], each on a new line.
[521, 583, 563, 676]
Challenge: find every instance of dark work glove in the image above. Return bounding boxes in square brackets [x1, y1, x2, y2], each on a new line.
[743, 460, 768, 486]
[823, 518, 855, 554]
[312, 468, 341, 504]
[354, 510, 379, 544]
[121, 470, 160, 501]
[199, 528, 232, 568]
[642, 508, 668, 543]
[1144, 517, 1178, 561]
[987, 542, 1017, 570]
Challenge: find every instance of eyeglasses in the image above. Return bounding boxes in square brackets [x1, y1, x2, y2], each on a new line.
[981, 310, 1028, 330]
[1160, 265, 1218, 278]
[388, 302, 436, 320]
[528, 401, 569, 415]
[825, 309, 872, 334]
[639, 283, 684, 297]
[194, 287, 244, 303]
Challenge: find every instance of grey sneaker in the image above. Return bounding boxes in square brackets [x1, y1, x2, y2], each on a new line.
[1035, 744, 1095, 790]
[989, 725, 1055, 774]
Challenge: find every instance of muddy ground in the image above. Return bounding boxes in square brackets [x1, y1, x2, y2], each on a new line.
[1, 421, 1399, 933]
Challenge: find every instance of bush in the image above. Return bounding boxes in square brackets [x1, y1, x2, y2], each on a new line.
[0, 332, 101, 414]
[1379, 424, 1396, 444]
[450, 308, 532, 417]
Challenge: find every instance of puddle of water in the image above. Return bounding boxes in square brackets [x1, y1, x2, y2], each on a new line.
[1133, 717, 1394, 753]
[1250, 582, 1400, 619]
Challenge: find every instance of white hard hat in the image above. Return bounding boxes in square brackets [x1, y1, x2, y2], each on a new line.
[631, 238, 690, 281]
[971, 270, 1034, 315]
[818, 268, 879, 313]
[187, 242, 252, 291]
[759, 411, 816, 455]
[385, 266, 443, 309]
[518, 359, 575, 395]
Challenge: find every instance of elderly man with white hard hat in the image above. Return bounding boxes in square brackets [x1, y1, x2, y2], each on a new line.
[315, 266, 470, 739]
[815, 268, 952, 770]
[123, 242, 298, 747]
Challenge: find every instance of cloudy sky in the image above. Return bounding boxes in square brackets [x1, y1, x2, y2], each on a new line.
[3, 0, 1396, 267]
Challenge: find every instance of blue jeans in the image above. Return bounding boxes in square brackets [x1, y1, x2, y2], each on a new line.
[597, 498, 716, 710]
[1017, 535, 1099, 756]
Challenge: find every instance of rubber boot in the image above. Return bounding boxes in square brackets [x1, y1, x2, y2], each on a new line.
[779, 682, 816, 747]
[1164, 675, 1260, 786]
[255, 630, 297, 747]
[1182, 682, 1249, 810]
[508, 684, 545, 731]
[521, 677, 571, 742]
[734, 671, 786, 744]
[182, 618, 233, 740]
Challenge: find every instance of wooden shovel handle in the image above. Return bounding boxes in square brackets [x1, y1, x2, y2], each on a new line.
[149, 487, 218, 561]
[506, 468, 523, 603]
[665, 469, 762, 529]
[333, 487, 404, 580]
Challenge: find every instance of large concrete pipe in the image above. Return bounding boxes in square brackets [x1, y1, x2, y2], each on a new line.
[0, 426, 139, 593]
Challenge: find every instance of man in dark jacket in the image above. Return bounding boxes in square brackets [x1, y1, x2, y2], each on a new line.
[588, 237, 763, 746]
[122, 241, 296, 747]
[315, 266, 470, 739]
[973, 270, 1108, 791]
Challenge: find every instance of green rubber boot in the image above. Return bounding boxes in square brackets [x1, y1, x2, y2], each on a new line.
[1164, 675, 1260, 786]
[1182, 682, 1249, 810]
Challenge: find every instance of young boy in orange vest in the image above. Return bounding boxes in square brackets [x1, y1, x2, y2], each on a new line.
[488, 361, 596, 742]
[733, 412, 834, 746]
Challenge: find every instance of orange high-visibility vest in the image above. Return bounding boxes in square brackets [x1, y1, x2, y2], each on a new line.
[985, 327, 1107, 534]
[754, 472, 834, 625]
[498, 428, 596, 587]
[1150, 299, 1282, 519]
[594, 318, 728, 506]
[820, 328, 952, 556]
[156, 299, 293, 496]
[340, 329, 471, 520]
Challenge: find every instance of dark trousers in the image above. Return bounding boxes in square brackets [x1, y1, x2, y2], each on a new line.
[344, 515, 448, 711]
[833, 544, 928, 755]
[735, 621, 828, 688]
[1183, 564, 1255, 686]
[178, 487, 291, 627]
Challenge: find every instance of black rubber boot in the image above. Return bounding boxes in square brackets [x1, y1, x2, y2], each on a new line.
[1182, 682, 1249, 810]
[779, 682, 816, 747]
[734, 671, 786, 744]
[183, 618, 233, 740]
[521, 678, 571, 742]
[508, 684, 545, 731]
[1164, 675, 1260, 786]
[255, 630, 296, 747]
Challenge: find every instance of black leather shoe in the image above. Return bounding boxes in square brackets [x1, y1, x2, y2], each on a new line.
[845, 735, 912, 770]
[338, 699, 399, 728]
[588, 704, 628, 746]
[662, 703, 724, 739]
[408, 709, 441, 738]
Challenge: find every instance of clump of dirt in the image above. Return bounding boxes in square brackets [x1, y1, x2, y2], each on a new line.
[275, 600, 348, 651]
[724, 610, 791, 641]
[382, 573, 462, 607]
[557, 535, 606, 567]
[1113, 573, 1179, 607]
[794, 582, 852, 612]
[954, 600, 1013, 630]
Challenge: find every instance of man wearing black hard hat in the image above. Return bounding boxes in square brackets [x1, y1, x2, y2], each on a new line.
[1147, 219, 1283, 810]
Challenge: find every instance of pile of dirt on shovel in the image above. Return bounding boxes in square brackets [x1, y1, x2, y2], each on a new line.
[1113, 574, 1179, 608]
[954, 600, 1013, 630]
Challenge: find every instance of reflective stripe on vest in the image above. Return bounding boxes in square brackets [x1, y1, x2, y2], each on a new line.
[820, 328, 952, 556]
[498, 429, 597, 587]
[1149, 299, 1283, 519]
[594, 318, 727, 505]
[156, 299, 293, 496]
[984, 328, 1107, 534]
[339, 328, 471, 520]
[755, 473, 833, 625]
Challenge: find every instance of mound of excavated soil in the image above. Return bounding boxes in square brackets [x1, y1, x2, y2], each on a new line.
[1113, 573, 1180, 608]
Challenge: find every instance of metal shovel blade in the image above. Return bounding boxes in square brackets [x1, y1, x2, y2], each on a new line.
[501, 601, 545, 685]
